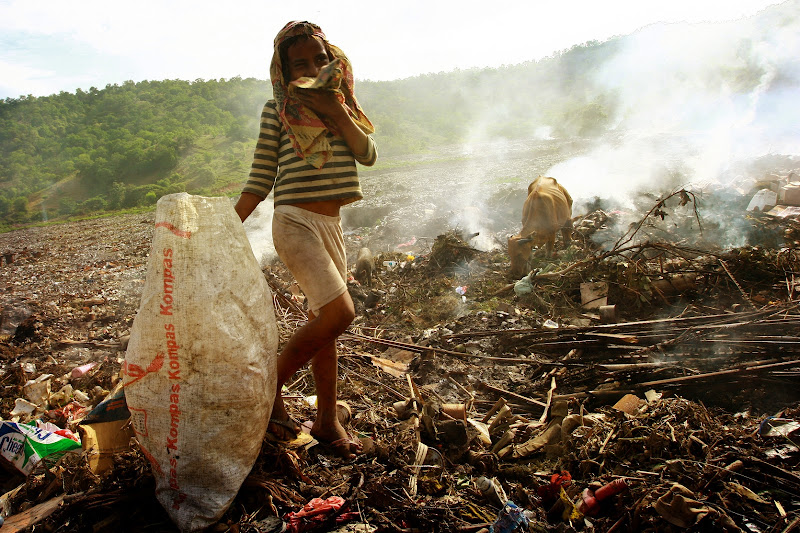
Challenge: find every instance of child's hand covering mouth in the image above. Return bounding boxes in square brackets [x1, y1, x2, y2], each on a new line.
[289, 59, 343, 94]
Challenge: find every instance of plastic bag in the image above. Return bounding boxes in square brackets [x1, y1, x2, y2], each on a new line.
[0, 421, 82, 475]
[124, 194, 278, 531]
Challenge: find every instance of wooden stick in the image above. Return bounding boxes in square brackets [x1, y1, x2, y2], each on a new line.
[719, 258, 758, 311]
[636, 359, 800, 388]
[343, 330, 586, 364]
[479, 381, 547, 408]
[481, 398, 507, 423]
[539, 377, 557, 423]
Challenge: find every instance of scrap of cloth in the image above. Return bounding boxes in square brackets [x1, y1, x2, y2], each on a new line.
[271, 21, 374, 169]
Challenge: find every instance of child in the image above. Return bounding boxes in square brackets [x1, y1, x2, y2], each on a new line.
[235, 21, 377, 459]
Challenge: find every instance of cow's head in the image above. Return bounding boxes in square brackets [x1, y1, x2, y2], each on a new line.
[507, 234, 535, 278]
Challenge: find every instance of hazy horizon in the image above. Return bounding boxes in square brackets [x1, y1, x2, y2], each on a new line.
[0, 0, 787, 99]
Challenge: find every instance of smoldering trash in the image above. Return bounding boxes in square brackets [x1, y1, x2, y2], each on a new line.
[1, 186, 800, 533]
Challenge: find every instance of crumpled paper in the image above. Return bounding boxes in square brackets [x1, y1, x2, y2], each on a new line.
[653, 484, 710, 527]
[653, 484, 740, 531]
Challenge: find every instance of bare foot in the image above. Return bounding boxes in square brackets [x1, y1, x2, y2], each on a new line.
[267, 401, 300, 441]
[310, 419, 361, 459]
[267, 417, 300, 441]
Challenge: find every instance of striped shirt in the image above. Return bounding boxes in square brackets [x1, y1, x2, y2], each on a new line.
[243, 100, 377, 206]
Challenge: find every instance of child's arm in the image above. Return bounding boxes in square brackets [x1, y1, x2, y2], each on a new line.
[294, 90, 371, 159]
[238, 101, 280, 222]
[235, 192, 262, 223]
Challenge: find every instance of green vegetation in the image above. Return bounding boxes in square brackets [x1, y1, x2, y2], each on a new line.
[0, 33, 771, 228]
[0, 77, 268, 226]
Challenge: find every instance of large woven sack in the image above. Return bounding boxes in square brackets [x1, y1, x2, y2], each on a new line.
[124, 193, 278, 531]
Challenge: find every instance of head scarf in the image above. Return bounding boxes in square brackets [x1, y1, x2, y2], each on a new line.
[271, 21, 374, 169]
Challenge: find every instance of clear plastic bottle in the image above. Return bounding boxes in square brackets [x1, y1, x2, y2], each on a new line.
[476, 476, 508, 507]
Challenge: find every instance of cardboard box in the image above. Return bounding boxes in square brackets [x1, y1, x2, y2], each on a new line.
[78, 419, 134, 474]
[783, 184, 800, 206]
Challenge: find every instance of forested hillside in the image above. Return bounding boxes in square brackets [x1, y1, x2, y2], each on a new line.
[0, 1, 788, 228]
[0, 77, 268, 225]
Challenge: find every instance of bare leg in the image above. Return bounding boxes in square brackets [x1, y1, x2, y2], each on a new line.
[269, 291, 355, 444]
[309, 338, 356, 451]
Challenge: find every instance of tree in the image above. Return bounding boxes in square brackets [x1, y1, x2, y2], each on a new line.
[11, 196, 27, 217]
[78, 196, 107, 214]
[194, 167, 216, 187]
[58, 198, 76, 216]
[108, 181, 126, 210]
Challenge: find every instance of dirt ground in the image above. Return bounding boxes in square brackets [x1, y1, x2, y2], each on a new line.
[1, 179, 799, 532]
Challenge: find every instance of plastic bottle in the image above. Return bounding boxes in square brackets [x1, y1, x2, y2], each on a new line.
[476, 476, 508, 507]
[577, 478, 628, 516]
[71, 362, 98, 378]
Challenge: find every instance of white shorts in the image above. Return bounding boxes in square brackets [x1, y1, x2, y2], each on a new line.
[271, 205, 347, 315]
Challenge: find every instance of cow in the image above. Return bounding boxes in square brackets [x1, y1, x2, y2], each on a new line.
[508, 176, 573, 278]
[355, 247, 373, 287]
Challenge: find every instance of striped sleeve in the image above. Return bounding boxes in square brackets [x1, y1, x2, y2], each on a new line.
[354, 136, 378, 167]
[242, 101, 280, 198]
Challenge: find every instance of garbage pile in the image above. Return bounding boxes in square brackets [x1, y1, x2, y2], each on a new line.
[0, 192, 799, 532]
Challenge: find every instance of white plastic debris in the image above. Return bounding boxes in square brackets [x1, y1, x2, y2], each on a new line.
[10, 398, 38, 418]
[23, 374, 53, 405]
[746, 189, 777, 212]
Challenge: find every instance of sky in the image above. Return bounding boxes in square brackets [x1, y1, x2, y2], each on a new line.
[0, 0, 787, 100]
